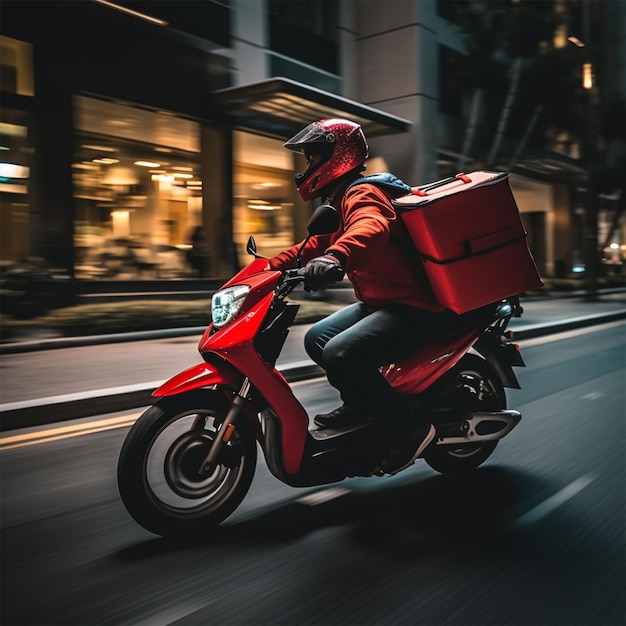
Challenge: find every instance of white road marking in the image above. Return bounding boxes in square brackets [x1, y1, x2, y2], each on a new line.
[517, 319, 623, 347]
[297, 487, 352, 506]
[512, 474, 596, 528]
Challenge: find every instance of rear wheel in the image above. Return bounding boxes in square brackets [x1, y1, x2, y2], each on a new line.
[117, 389, 257, 538]
[423, 355, 505, 475]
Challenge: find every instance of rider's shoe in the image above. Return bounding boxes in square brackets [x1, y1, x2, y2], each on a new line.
[314, 404, 365, 429]
[377, 419, 436, 475]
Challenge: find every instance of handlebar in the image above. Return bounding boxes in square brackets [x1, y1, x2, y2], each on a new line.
[275, 265, 345, 299]
[275, 268, 306, 299]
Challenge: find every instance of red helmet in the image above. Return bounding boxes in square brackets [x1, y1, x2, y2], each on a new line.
[284, 119, 369, 200]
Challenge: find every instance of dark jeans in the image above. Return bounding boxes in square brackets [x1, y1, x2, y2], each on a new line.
[304, 302, 492, 425]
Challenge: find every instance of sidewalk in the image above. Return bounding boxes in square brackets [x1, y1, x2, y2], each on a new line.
[1, 292, 624, 431]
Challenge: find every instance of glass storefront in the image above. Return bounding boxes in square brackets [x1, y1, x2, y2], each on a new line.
[73, 96, 204, 279]
[0, 109, 32, 261]
[73, 101, 300, 279]
[0, 36, 34, 262]
[233, 131, 296, 267]
[1, 33, 301, 283]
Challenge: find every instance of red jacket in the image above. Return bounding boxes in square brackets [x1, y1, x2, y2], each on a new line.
[269, 182, 445, 312]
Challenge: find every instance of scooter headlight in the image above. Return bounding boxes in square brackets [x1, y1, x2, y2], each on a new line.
[211, 285, 250, 329]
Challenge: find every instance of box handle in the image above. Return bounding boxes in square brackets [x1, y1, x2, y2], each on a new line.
[410, 173, 472, 197]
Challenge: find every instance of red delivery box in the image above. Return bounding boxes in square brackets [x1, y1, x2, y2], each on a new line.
[393, 171, 543, 314]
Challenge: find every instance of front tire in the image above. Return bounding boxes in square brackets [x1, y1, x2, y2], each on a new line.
[117, 389, 257, 538]
[423, 355, 505, 475]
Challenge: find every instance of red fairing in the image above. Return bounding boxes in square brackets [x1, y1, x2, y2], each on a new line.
[198, 268, 281, 353]
[216, 296, 309, 474]
[382, 328, 480, 394]
[219, 258, 272, 289]
[153, 362, 239, 396]
[197, 272, 310, 475]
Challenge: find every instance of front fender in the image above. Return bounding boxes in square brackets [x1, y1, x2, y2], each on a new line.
[153, 362, 240, 397]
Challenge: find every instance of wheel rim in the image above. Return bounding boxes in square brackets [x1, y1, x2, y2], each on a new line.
[164, 431, 229, 499]
[144, 410, 246, 516]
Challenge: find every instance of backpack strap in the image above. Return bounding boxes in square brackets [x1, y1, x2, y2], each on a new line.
[345, 173, 423, 268]
[346, 173, 413, 195]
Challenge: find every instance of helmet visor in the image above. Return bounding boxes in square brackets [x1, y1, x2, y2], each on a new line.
[283, 123, 334, 153]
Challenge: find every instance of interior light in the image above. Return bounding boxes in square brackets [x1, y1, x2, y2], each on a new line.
[173, 173, 193, 179]
[0, 123, 27, 137]
[582, 63, 593, 90]
[135, 160, 161, 167]
[568, 36, 586, 48]
[93, 158, 120, 165]
[82, 144, 116, 152]
[0, 163, 29, 178]
[248, 201, 281, 211]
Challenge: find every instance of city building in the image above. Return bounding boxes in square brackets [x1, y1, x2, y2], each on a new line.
[1, 0, 624, 294]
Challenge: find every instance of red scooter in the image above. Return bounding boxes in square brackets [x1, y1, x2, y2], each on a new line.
[118, 204, 526, 538]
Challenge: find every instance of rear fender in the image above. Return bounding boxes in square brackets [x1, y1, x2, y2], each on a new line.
[473, 330, 523, 389]
[153, 362, 240, 397]
[383, 329, 479, 394]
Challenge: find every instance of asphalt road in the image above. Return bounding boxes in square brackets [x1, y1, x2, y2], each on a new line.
[1, 321, 625, 625]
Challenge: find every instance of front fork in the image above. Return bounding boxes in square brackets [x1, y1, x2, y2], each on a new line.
[200, 377, 251, 473]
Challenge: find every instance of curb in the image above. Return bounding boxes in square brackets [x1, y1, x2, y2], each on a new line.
[1, 310, 623, 432]
[0, 361, 326, 432]
[2, 289, 624, 355]
[0, 326, 208, 355]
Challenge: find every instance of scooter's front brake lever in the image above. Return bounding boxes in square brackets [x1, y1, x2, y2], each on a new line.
[276, 269, 305, 299]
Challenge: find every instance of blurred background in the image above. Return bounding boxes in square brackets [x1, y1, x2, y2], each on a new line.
[1, 0, 624, 317]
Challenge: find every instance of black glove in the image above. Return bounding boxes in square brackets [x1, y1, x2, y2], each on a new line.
[303, 254, 345, 291]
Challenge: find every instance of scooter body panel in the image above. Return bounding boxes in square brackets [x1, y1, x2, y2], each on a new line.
[382, 329, 480, 394]
[152, 361, 240, 396]
[156, 258, 523, 481]
[188, 283, 311, 475]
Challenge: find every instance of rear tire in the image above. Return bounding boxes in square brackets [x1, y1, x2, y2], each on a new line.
[424, 355, 505, 475]
[117, 389, 257, 538]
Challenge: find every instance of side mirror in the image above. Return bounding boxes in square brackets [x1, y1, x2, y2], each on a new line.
[295, 204, 340, 269]
[307, 204, 340, 236]
[246, 236, 260, 257]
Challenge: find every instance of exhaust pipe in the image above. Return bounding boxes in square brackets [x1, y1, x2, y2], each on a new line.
[435, 410, 521, 445]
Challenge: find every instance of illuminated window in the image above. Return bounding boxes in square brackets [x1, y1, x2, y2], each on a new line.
[0, 37, 34, 261]
[233, 132, 295, 267]
[0, 36, 34, 96]
[73, 96, 203, 280]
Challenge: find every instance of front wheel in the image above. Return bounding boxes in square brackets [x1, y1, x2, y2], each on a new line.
[423, 355, 505, 475]
[117, 389, 257, 538]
